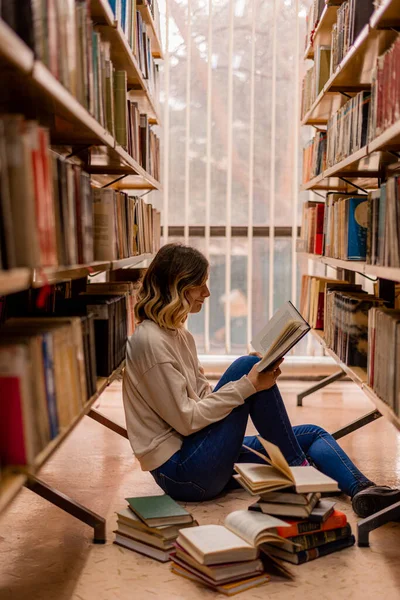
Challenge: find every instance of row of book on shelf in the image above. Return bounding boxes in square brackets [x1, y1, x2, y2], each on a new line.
[300, 272, 400, 416]
[0, 115, 160, 270]
[0, 270, 147, 473]
[1, 2, 160, 177]
[298, 175, 400, 268]
[303, 28, 400, 180]
[302, 0, 376, 118]
[114, 440, 354, 595]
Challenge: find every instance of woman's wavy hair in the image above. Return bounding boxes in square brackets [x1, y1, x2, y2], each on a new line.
[135, 243, 209, 329]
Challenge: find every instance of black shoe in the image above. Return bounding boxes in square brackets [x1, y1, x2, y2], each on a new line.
[352, 486, 400, 518]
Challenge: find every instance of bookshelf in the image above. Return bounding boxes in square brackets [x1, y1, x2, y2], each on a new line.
[299, 0, 400, 546]
[0, 0, 162, 541]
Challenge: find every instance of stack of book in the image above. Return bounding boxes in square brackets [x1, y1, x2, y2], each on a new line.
[114, 494, 197, 562]
[302, 131, 327, 182]
[330, 1, 375, 74]
[304, 0, 325, 54]
[369, 22, 400, 142]
[233, 438, 355, 565]
[126, 101, 161, 180]
[298, 194, 369, 260]
[299, 276, 351, 330]
[0, 315, 96, 468]
[324, 290, 385, 367]
[171, 509, 300, 594]
[301, 46, 331, 118]
[93, 191, 160, 261]
[326, 91, 371, 168]
[366, 177, 400, 268]
[85, 281, 140, 337]
[368, 307, 400, 417]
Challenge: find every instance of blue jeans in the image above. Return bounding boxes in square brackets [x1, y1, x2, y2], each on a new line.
[151, 356, 373, 501]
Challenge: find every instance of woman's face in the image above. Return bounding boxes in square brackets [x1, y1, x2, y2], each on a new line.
[186, 279, 210, 313]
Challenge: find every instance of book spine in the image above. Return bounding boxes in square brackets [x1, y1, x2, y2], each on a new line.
[289, 525, 351, 551]
[277, 512, 347, 538]
[114, 71, 128, 148]
[295, 535, 355, 564]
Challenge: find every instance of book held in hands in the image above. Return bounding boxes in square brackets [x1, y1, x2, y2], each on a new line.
[251, 301, 310, 372]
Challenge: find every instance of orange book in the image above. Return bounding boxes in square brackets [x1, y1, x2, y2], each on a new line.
[276, 510, 347, 539]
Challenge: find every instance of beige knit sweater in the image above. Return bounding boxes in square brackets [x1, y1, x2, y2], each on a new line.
[123, 320, 256, 471]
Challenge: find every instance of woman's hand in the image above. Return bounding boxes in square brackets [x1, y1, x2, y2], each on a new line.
[247, 358, 284, 392]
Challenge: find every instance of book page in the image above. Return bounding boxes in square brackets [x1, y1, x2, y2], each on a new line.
[178, 524, 253, 554]
[224, 511, 289, 546]
[234, 464, 290, 487]
[257, 438, 293, 482]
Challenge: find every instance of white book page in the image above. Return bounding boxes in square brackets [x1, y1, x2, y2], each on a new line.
[224, 510, 289, 546]
[234, 464, 290, 486]
[290, 467, 339, 493]
[178, 524, 253, 554]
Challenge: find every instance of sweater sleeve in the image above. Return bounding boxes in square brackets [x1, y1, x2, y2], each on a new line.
[135, 362, 256, 436]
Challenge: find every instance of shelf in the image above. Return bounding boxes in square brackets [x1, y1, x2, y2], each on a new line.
[0, 472, 27, 516]
[0, 254, 153, 296]
[302, 25, 398, 126]
[311, 329, 400, 432]
[304, 3, 343, 61]
[0, 269, 32, 296]
[33, 360, 126, 471]
[0, 18, 160, 189]
[371, 0, 400, 29]
[298, 252, 400, 283]
[137, 1, 163, 59]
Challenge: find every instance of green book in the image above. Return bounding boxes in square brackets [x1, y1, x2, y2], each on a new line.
[114, 70, 128, 148]
[126, 495, 194, 527]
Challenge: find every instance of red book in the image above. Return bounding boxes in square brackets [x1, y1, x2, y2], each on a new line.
[276, 510, 347, 539]
[314, 203, 325, 255]
[0, 345, 34, 466]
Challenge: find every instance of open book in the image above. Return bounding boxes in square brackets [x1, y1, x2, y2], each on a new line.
[251, 301, 310, 372]
[234, 437, 339, 495]
[176, 510, 295, 566]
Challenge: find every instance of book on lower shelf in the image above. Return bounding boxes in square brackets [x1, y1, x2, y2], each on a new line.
[0, 115, 160, 272]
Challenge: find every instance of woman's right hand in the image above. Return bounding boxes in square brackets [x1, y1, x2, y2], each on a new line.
[247, 358, 284, 392]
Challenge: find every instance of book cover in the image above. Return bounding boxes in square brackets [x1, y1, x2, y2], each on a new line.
[346, 197, 368, 260]
[126, 495, 193, 526]
[276, 509, 347, 539]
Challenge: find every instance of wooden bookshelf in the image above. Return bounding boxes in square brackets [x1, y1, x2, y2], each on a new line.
[0, 18, 160, 189]
[0, 472, 27, 515]
[0, 269, 32, 297]
[371, 0, 400, 29]
[137, 1, 163, 59]
[311, 329, 400, 432]
[298, 252, 400, 284]
[304, 2, 343, 61]
[32, 360, 125, 472]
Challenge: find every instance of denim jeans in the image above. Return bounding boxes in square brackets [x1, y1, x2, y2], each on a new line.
[151, 356, 373, 501]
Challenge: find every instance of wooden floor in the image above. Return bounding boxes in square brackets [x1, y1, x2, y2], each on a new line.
[0, 379, 399, 600]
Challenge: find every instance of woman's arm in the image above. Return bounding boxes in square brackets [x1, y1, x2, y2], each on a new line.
[135, 362, 256, 436]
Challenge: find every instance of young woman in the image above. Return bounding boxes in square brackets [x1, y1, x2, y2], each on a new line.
[123, 244, 400, 518]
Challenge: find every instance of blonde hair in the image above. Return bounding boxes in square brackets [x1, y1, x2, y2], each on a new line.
[135, 243, 209, 329]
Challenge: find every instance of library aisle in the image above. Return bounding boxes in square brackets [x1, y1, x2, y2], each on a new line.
[0, 380, 399, 600]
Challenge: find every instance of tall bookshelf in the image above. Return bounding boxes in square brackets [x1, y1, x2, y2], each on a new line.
[0, 0, 162, 541]
[299, 0, 400, 546]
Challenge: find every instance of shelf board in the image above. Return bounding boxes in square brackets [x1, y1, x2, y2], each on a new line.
[298, 252, 400, 283]
[371, 0, 400, 29]
[311, 329, 400, 432]
[90, 0, 116, 27]
[137, 2, 163, 59]
[0, 269, 32, 296]
[0, 254, 153, 295]
[0, 471, 27, 516]
[32, 360, 125, 471]
[0, 19, 34, 73]
[111, 253, 154, 270]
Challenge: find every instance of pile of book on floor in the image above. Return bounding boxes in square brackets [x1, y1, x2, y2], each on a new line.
[234, 437, 355, 565]
[170, 509, 298, 595]
[114, 495, 198, 562]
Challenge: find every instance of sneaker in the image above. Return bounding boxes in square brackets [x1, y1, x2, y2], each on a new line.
[351, 486, 400, 518]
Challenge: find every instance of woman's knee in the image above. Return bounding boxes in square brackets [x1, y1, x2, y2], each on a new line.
[230, 355, 260, 374]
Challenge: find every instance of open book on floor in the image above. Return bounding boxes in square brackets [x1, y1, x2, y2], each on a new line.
[234, 437, 339, 495]
[251, 301, 310, 371]
[176, 510, 299, 566]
